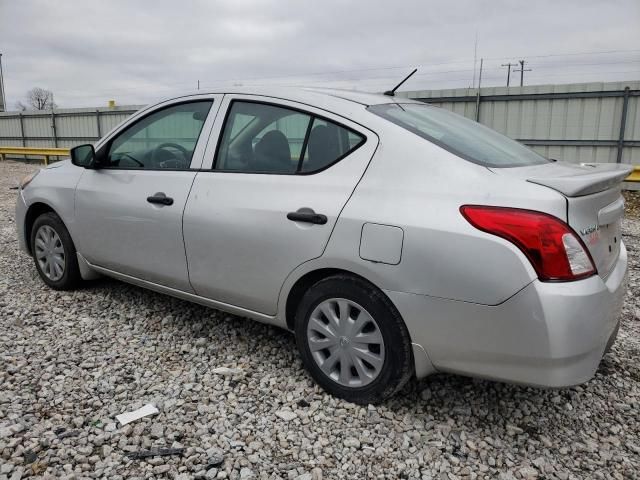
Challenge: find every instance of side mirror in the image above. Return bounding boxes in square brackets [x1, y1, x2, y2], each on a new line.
[70, 144, 97, 168]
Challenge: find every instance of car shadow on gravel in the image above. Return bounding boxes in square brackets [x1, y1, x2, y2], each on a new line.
[75, 275, 635, 445]
[381, 348, 637, 443]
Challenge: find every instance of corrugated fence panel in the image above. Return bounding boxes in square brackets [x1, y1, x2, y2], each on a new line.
[402, 80, 639, 166]
[56, 113, 98, 139]
[99, 112, 131, 136]
[623, 147, 640, 163]
[0, 116, 21, 138]
[0, 106, 142, 149]
[24, 139, 56, 149]
[1, 84, 638, 167]
[0, 138, 17, 147]
[22, 115, 51, 139]
[627, 94, 640, 140]
[56, 138, 86, 149]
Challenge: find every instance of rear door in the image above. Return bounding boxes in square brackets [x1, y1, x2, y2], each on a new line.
[74, 96, 222, 291]
[183, 96, 377, 315]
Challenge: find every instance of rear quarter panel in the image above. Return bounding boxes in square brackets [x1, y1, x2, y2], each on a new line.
[282, 124, 568, 307]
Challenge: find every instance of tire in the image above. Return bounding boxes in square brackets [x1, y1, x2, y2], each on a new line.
[30, 212, 81, 290]
[294, 274, 413, 405]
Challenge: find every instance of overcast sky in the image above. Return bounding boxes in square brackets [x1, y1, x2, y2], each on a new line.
[1, 0, 639, 108]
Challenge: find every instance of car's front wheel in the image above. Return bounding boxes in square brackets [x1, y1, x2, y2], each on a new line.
[295, 274, 413, 404]
[30, 212, 81, 290]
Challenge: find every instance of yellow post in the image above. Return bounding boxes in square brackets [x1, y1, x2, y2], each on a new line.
[0, 147, 70, 164]
[626, 166, 640, 182]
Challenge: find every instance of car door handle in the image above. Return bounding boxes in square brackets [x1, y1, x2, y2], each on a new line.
[287, 208, 327, 225]
[147, 192, 174, 206]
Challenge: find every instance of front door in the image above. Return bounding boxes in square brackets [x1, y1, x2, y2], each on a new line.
[74, 98, 220, 291]
[183, 96, 377, 314]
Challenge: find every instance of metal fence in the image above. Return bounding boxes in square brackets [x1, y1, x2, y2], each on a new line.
[1, 81, 639, 166]
[0, 105, 143, 150]
[398, 80, 640, 165]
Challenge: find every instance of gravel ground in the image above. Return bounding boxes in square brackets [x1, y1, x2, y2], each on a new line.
[1, 160, 639, 480]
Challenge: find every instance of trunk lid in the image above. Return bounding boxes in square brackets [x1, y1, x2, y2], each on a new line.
[491, 161, 632, 277]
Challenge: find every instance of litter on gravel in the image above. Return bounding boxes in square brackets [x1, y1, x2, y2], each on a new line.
[115, 403, 159, 426]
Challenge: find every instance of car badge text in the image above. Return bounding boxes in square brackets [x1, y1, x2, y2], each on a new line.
[580, 224, 599, 236]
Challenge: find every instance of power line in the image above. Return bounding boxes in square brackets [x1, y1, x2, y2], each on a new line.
[530, 59, 640, 69]
[485, 48, 640, 61]
[194, 52, 640, 88]
[38, 50, 640, 102]
[309, 69, 640, 91]
[54, 50, 640, 98]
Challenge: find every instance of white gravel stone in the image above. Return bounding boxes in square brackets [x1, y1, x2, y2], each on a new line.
[210, 367, 242, 376]
[343, 437, 361, 448]
[239, 467, 255, 479]
[1, 160, 639, 479]
[150, 423, 164, 439]
[204, 469, 218, 479]
[275, 410, 298, 421]
[153, 464, 171, 474]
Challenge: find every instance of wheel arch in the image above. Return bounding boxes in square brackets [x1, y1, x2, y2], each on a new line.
[283, 266, 389, 331]
[23, 202, 60, 255]
[280, 262, 436, 379]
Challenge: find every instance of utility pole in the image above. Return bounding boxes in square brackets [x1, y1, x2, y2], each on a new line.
[475, 58, 483, 121]
[0, 53, 6, 112]
[197, 79, 200, 90]
[471, 32, 478, 88]
[513, 59, 532, 87]
[501, 62, 516, 87]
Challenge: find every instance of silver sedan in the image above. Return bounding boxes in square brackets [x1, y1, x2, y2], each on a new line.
[15, 87, 630, 404]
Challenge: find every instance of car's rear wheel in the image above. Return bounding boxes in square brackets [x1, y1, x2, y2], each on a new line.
[294, 274, 413, 404]
[30, 212, 81, 290]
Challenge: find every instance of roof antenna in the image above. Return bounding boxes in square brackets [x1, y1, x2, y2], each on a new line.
[384, 68, 418, 97]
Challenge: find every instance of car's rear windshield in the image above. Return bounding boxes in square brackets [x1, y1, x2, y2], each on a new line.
[367, 103, 549, 168]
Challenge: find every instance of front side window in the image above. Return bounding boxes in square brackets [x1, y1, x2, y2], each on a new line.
[368, 103, 549, 168]
[215, 101, 365, 174]
[105, 101, 212, 169]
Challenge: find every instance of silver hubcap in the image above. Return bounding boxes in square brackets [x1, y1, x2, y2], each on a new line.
[306, 298, 385, 387]
[34, 225, 65, 281]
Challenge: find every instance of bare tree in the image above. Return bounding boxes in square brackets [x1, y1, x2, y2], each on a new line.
[24, 87, 56, 110]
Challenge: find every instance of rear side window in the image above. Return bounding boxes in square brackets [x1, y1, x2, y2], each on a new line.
[368, 103, 549, 168]
[300, 119, 364, 173]
[215, 101, 365, 174]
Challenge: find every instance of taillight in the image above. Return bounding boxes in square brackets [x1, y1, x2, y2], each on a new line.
[460, 205, 596, 282]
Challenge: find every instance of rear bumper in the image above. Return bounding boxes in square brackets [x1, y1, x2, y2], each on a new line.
[387, 242, 628, 386]
[15, 191, 29, 254]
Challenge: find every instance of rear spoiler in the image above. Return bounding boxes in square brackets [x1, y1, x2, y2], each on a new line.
[527, 163, 633, 197]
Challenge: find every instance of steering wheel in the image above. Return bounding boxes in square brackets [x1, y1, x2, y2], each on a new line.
[120, 152, 145, 167]
[151, 142, 190, 168]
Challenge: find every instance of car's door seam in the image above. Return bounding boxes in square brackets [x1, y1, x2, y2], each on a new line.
[181, 171, 201, 294]
[320, 136, 381, 258]
[182, 95, 226, 294]
[274, 133, 382, 317]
